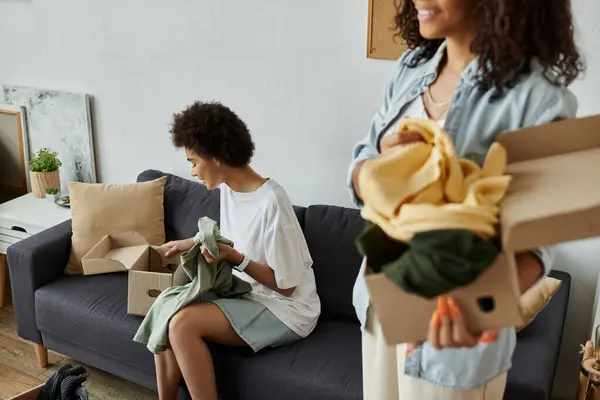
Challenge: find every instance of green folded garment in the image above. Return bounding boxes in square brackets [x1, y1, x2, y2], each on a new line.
[356, 223, 499, 299]
[133, 217, 252, 354]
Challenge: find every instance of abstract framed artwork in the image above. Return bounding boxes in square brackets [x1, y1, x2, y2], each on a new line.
[0, 104, 30, 196]
[1, 85, 97, 193]
[367, 0, 408, 60]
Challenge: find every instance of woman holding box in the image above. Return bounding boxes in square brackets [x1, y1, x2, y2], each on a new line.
[348, 0, 583, 398]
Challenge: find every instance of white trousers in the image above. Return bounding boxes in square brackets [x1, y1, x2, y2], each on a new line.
[362, 311, 507, 400]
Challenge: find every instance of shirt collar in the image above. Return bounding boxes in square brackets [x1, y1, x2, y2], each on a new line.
[419, 41, 482, 86]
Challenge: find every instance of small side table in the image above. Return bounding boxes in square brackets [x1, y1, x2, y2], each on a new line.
[0, 194, 71, 308]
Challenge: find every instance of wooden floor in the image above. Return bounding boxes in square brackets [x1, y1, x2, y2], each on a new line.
[0, 304, 157, 399]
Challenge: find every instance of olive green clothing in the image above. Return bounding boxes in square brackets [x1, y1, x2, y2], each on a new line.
[356, 223, 499, 299]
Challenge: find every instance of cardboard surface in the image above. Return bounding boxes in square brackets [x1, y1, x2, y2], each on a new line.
[9, 384, 43, 400]
[128, 248, 177, 316]
[81, 232, 178, 275]
[81, 232, 181, 316]
[365, 115, 600, 345]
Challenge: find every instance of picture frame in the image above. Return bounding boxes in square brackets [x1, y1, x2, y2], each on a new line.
[0, 104, 30, 195]
[367, 0, 408, 61]
[2, 85, 98, 193]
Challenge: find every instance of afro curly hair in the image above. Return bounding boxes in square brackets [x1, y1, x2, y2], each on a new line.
[170, 101, 255, 167]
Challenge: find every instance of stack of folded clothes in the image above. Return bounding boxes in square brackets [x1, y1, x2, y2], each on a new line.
[356, 118, 511, 298]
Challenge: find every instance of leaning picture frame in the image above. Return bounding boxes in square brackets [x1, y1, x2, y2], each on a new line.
[0, 104, 31, 194]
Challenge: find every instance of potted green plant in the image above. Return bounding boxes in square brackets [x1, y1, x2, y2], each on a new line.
[45, 187, 59, 203]
[29, 148, 62, 198]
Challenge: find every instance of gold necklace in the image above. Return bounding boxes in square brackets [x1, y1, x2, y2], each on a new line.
[426, 88, 450, 107]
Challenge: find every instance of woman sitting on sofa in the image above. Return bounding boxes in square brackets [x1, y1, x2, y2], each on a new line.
[158, 101, 320, 400]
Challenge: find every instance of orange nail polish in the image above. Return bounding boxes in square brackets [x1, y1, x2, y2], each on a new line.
[438, 297, 450, 318]
[448, 298, 460, 316]
[432, 311, 441, 330]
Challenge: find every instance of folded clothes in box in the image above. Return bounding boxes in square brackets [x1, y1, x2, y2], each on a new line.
[363, 115, 600, 344]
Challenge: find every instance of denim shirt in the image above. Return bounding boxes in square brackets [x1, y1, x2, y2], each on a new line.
[348, 42, 577, 389]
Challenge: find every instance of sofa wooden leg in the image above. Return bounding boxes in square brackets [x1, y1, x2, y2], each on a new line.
[34, 344, 48, 368]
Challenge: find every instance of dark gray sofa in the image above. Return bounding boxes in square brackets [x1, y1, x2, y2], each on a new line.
[8, 169, 571, 399]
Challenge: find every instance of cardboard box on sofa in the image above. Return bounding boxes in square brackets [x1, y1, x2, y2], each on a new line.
[365, 115, 600, 345]
[81, 232, 180, 316]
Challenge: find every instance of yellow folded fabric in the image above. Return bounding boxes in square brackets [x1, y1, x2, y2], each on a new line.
[359, 118, 511, 242]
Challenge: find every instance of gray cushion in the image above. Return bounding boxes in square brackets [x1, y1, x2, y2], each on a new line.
[35, 273, 153, 374]
[304, 205, 365, 321]
[209, 320, 362, 400]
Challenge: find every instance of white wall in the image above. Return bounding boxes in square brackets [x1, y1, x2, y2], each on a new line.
[1, 1, 599, 398]
[0, 0, 394, 208]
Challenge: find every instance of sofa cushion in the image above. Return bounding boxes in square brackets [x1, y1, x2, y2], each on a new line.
[210, 320, 362, 400]
[516, 276, 562, 332]
[304, 205, 365, 321]
[35, 273, 154, 373]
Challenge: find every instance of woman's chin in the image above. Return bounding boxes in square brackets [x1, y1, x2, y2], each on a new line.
[418, 27, 445, 41]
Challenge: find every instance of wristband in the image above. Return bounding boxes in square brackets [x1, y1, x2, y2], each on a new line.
[235, 254, 250, 272]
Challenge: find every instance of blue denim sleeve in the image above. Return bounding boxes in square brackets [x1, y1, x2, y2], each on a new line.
[528, 87, 578, 275]
[347, 56, 409, 207]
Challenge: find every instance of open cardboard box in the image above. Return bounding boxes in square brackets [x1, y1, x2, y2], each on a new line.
[365, 115, 600, 345]
[81, 232, 180, 316]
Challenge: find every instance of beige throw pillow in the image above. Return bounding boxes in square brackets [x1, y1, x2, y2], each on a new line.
[516, 276, 562, 332]
[65, 177, 167, 275]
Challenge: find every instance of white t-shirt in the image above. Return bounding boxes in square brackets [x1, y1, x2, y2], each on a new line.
[219, 179, 321, 338]
[395, 95, 446, 130]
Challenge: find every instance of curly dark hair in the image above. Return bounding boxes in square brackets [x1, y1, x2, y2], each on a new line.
[170, 101, 255, 167]
[394, 0, 584, 96]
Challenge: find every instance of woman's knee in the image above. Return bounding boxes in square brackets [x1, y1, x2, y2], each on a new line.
[168, 306, 207, 343]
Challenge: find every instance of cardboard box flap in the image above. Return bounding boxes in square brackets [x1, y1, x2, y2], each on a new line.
[498, 115, 600, 163]
[498, 116, 600, 252]
[500, 147, 600, 252]
[108, 231, 149, 248]
[81, 232, 151, 275]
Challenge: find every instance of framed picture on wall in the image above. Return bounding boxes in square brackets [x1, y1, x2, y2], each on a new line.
[0, 104, 30, 196]
[367, 0, 408, 60]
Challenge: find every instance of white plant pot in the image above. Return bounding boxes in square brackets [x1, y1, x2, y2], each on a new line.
[46, 194, 57, 203]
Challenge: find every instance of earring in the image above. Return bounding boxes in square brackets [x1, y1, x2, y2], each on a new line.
[215, 160, 221, 167]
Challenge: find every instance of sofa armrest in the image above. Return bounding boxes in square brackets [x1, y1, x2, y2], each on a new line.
[7, 220, 72, 344]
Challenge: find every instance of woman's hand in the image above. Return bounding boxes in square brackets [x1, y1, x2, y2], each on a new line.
[163, 238, 195, 257]
[379, 131, 424, 154]
[352, 131, 425, 200]
[407, 297, 498, 354]
[201, 243, 243, 265]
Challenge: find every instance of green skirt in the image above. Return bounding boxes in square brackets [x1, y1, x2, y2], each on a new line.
[211, 296, 301, 352]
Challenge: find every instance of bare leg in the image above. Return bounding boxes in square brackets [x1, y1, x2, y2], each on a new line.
[168, 302, 247, 400]
[155, 349, 182, 400]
